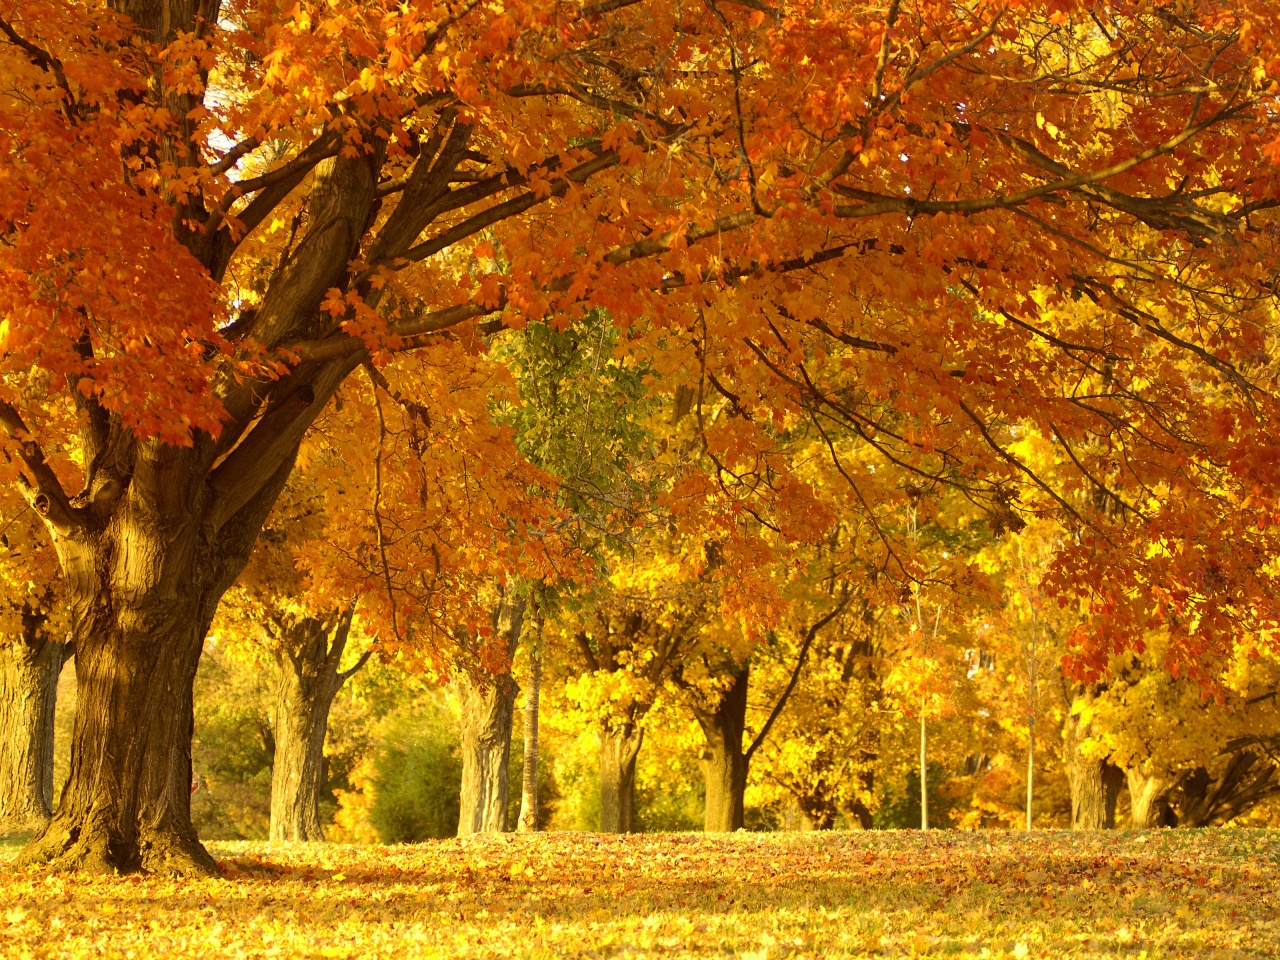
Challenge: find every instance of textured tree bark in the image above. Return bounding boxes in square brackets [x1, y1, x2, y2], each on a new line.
[13, 440, 300, 876]
[7, 0, 406, 877]
[16, 561, 221, 874]
[0, 613, 69, 834]
[1127, 767, 1176, 828]
[695, 667, 750, 832]
[598, 724, 643, 833]
[1064, 701, 1124, 830]
[269, 610, 363, 841]
[516, 615, 542, 833]
[8, 38, 382, 870]
[456, 595, 525, 836]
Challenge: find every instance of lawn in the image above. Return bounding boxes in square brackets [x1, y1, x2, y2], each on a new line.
[0, 831, 1275, 958]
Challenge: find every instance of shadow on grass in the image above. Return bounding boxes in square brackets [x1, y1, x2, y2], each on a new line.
[0, 830, 34, 847]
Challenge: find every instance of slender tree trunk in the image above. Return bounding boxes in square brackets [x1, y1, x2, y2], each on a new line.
[457, 595, 525, 836]
[695, 667, 750, 832]
[599, 723, 643, 833]
[0, 614, 69, 834]
[1064, 701, 1124, 830]
[516, 615, 542, 833]
[1026, 722, 1035, 830]
[270, 609, 363, 841]
[919, 699, 928, 831]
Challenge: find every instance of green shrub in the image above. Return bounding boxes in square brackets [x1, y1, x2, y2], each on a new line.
[368, 704, 462, 843]
[636, 779, 704, 832]
[873, 763, 963, 830]
[191, 642, 274, 840]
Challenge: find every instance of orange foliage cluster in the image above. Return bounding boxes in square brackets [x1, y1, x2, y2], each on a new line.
[0, 0, 1277, 698]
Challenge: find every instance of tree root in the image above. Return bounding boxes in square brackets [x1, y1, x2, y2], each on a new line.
[10, 813, 220, 877]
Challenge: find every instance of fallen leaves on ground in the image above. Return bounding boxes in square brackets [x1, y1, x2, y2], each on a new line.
[1, 830, 1276, 958]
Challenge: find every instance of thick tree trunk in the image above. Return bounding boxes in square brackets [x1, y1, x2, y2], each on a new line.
[1070, 758, 1125, 830]
[516, 618, 541, 833]
[0, 616, 69, 834]
[695, 667, 750, 832]
[269, 609, 363, 841]
[9, 0, 386, 875]
[16, 586, 217, 875]
[599, 724, 643, 833]
[849, 798, 875, 830]
[1064, 702, 1124, 830]
[14, 442, 300, 875]
[1127, 767, 1176, 828]
[456, 595, 525, 836]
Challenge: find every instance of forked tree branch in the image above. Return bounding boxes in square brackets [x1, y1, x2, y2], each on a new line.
[0, 402, 83, 533]
[746, 592, 851, 762]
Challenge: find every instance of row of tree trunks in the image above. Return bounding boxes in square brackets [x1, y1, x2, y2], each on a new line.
[0, 615, 70, 833]
[269, 609, 366, 841]
[456, 595, 526, 836]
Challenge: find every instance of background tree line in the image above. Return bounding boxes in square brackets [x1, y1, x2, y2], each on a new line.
[7, 314, 1278, 845]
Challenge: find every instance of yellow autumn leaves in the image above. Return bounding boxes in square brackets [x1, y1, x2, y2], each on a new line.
[2, 830, 1277, 958]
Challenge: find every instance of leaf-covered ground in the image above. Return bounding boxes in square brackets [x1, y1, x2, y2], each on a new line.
[1, 830, 1276, 958]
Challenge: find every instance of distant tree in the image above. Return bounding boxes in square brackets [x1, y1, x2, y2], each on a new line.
[0, 500, 68, 834]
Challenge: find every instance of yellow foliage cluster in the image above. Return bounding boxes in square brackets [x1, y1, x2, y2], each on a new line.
[2, 832, 1278, 958]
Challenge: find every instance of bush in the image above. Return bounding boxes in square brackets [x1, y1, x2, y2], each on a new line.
[367, 702, 462, 843]
[191, 642, 274, 840]
[873, 763, 964, 830]
[636, 779, 704, 832]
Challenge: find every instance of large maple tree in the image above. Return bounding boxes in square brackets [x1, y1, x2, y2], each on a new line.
[0, 0, 1276, 873]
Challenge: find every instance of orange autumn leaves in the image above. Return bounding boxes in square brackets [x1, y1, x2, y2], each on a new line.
[0, 0, 1277, 676]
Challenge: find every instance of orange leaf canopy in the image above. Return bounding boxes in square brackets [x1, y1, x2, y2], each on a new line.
[0, 0, 1277, 669]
